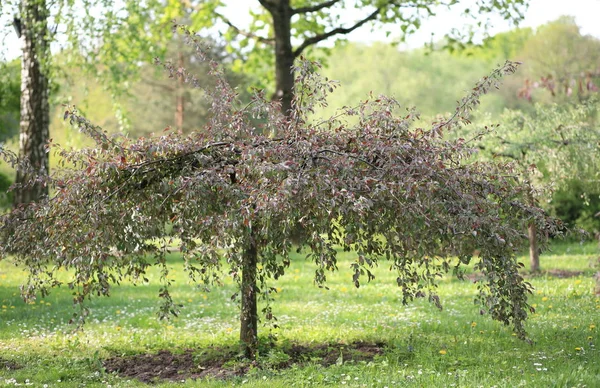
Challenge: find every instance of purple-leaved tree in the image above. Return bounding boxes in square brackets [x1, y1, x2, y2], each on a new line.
[0, 28, 559, 358]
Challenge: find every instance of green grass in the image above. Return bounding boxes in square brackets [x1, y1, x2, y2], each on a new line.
[0, 241, 598, 387]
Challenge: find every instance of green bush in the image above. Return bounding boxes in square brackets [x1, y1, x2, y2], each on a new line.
[551, 180, 600, 236]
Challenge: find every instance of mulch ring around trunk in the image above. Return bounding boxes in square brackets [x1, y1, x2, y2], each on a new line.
[103, 341, 386, 384]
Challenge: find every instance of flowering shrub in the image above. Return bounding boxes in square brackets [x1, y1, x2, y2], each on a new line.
[0, 30, 560, 357]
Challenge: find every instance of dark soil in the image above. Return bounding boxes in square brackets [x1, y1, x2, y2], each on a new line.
[466, 268, 591, 282]
[0, 357, 22, 370]
[103, 341, 385, 384]
[534, 269, 586, 278]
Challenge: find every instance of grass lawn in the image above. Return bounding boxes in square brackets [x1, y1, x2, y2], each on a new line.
[0, 241, 598, 387]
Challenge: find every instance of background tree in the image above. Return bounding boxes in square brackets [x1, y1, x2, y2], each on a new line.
[474, 90, 599, 272]
[516, 16, 600, 104]
[11, 0, 50, 205]
[0, 31, 559, 358]
[175, 0, 532, 115]
[127, 36, 251, 136]
[315, 42, 507, 118]
[1, 0, 164, 205]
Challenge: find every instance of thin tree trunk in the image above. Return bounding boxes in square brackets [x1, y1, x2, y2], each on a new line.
[270, 0, 295, 116]
[595, 234, 600, 295]
[240, 232, 258, 358]
[14, 0, 50, 206]
[175, 50, 185, 132]
[528, 223, 540, 272]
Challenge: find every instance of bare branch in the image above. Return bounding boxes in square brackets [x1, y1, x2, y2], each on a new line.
[293, 8, 381, 57]
[214, 11, 274, 45]
[316, 148, 382, 170]
[292, 0, 343, 15]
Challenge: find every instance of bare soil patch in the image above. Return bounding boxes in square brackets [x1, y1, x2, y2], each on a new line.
[466, 268, 591, 282]
[103, 341, 385, 384]
[534, 269, 586, 278]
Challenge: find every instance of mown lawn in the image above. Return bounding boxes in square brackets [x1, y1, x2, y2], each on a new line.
[0, 241, 598, 387]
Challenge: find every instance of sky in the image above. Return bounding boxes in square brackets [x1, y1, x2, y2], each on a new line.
[2, 0, 600, 60]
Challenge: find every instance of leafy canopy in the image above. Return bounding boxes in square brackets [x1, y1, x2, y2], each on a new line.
[0, 28, 557, 338]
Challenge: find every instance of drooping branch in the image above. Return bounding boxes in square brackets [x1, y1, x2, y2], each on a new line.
[293, 7, 381, 57]
[291, 0, 433, 57]
[291, 0, 343, 15]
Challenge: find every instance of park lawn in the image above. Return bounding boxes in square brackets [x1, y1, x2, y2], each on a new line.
[0, 241, 598, 387]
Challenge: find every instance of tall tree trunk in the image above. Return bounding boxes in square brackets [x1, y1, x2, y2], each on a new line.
[14, 0, 50, 206]
[175, 50, 185, 132]
[240, 232, 258, 358]
[528, 223, 540, 272]
[270, 0, 295, 116]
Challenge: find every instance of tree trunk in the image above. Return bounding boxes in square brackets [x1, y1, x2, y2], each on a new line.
[240, 232, 258, 358]
[175, 50, 185, 132]
[528, 223, 540, 272]
[270, 0, 295, 116]
[14, 0, 50, 206]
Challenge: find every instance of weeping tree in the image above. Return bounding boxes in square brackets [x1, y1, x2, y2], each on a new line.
[0, 30, 558, 358]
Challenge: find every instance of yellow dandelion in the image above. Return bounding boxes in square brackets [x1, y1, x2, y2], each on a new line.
[588, 336, 593, 340]
[574, 280, 582, 285]
[439, 350, 447, 355]
[575, 347, 582, 351]
[166, 325, 174, 330]
[340, 287, 348, 293]
[187, 299, 193, 303]
[541, 297, 548, 302]
[590, 324, 596, 330]
[202, 295, 208, 300]
[116, 326, 122, 331]
[471, 322, 477, 328]
[116, 310, 121, 314]
[1, 305, 6, 309]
